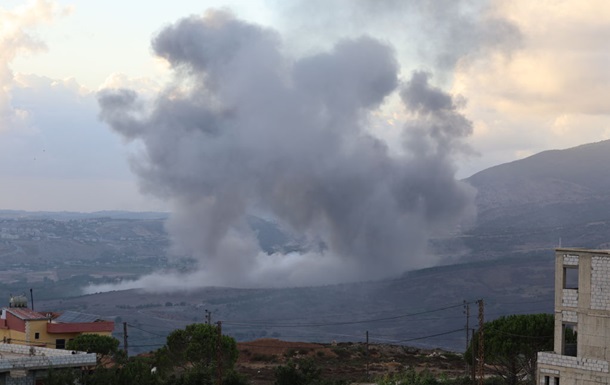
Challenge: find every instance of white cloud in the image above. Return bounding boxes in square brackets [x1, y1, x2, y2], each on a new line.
[0, 0, 67, 132]
[0, 73, 168, 211]
[99, 73, 163, 96]
[0, 3, 171, 212]
[452, 0, 610, 176]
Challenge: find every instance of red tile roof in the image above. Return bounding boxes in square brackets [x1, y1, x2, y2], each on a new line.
[47, 321, 114, 334]
[6, 308, 48, 321]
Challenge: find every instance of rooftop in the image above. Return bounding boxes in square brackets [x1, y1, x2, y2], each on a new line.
[5, 308, 47, 321]
[556, 248, 610, 255]
[0, 343, 96, 371]
[53, 310, 107, 323]
[3, 308, 111, 324]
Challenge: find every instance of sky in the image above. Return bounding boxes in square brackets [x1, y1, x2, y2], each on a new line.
[2, 1, 610, 289]
[1, 0, 609, 213]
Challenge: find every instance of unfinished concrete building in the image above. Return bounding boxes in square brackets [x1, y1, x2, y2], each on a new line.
[538, 248, 610, 385]
[0, 343, 95, 385]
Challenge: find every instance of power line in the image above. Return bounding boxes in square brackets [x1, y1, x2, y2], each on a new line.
[224, 303, 465, 328]
[482, 327, 553, 339]
[488, 299, 552, 306]
[128, 343, 165, 349]
[397, 328, 464, 343]
[222, 302, 467, 324]
[127, 323, 168, 338]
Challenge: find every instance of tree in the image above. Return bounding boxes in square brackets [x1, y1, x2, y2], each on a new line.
[66, 334, 120, 357]
[465, 313, 554, 385]
[49, 324, 242, 385]
[376, 367, 442, 385]
[156, 323, 238, 378]
[274, 359, 321, 385]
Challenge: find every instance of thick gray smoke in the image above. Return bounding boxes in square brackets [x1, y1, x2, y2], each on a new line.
[273, 0, 521, 72]
[95, 10, 475, 290]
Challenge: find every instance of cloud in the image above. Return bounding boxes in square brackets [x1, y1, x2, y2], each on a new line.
[0, 74, 164, 212]
[0, 2, 168, 212]
[453, 0, 610, 174]
[0, 0, 65, 132]
[95, 10, 476, 290]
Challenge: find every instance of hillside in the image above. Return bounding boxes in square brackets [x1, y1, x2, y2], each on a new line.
[458, 140, 610, 260]
[5, 139, 610, 356]
[37, 254, 554, 356]
[467, 140, 610, 221]
[235, 339, 465, 385]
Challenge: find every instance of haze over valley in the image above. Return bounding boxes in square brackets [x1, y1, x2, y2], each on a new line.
[1, 0, 610, 359]
[2, 140, 610, 353]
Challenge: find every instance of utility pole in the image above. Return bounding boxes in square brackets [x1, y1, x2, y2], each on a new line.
[30, 288, 34, 311]
[365, 331, 370, 380]
[216, 321, 223, 385]
[464, 300, 470, 376]
[477, 299, 485, 385]
[123, 322, 129, 356]
[471, 329, 476, 383]
[205, 309, 212, 325]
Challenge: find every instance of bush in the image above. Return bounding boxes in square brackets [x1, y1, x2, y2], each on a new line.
[66, 334, 120, 357]
[274, 359, 321, 385]
[223, 370, 251, 385]
[252, 353, 276, 362]
[376, 368, 439, 385]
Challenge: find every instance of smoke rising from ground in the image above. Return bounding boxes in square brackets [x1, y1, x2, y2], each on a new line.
[95, 10, 476, 291]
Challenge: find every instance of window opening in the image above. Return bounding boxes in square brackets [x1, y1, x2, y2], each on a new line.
[563, 267, 578, 289]
[562, 323, 577, 356]
[55, 339, 65, 350]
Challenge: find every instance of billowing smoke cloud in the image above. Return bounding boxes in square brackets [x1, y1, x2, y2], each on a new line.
[95, 10, 475, 290]
[273, 0, 521, 73]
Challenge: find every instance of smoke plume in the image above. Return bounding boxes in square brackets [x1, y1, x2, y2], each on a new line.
[96, 10, 475, 290]
[273, 0, 521, 73]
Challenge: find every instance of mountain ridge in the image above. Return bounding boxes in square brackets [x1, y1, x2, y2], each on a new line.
[7, 139, 610, 353]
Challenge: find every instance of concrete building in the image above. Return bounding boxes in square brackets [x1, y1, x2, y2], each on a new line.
[0, 343, 96, 385]
[537, 248, 610, 385]
[0, 296, 114, 350]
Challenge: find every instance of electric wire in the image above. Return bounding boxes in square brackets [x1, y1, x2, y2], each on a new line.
[127, 323, 167, 338]
[224, 302, 465, 328]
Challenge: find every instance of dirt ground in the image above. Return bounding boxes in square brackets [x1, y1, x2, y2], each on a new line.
[236, 338, 467, 385]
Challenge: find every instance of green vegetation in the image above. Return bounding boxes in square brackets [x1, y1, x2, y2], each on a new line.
[45, 323, 248, 385]
[42, 312, 556, 385]
[156, 323, 238, 371]
[66, 334, 120, 356]
[376, 368, 472, 385]
[274, 359, 347, 385]
[465, 313, 554, 385]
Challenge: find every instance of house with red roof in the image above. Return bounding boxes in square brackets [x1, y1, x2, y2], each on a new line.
[0, 295, 114, 349]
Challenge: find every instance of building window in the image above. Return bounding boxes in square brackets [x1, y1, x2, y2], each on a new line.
[563, 323, 577, 356]
[55, 339, 65, 349]
[34, 332, 39, 340]
[554, 377, 560, 385]
[563, 267, 578, 289]
[544, 376, 550, 385]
